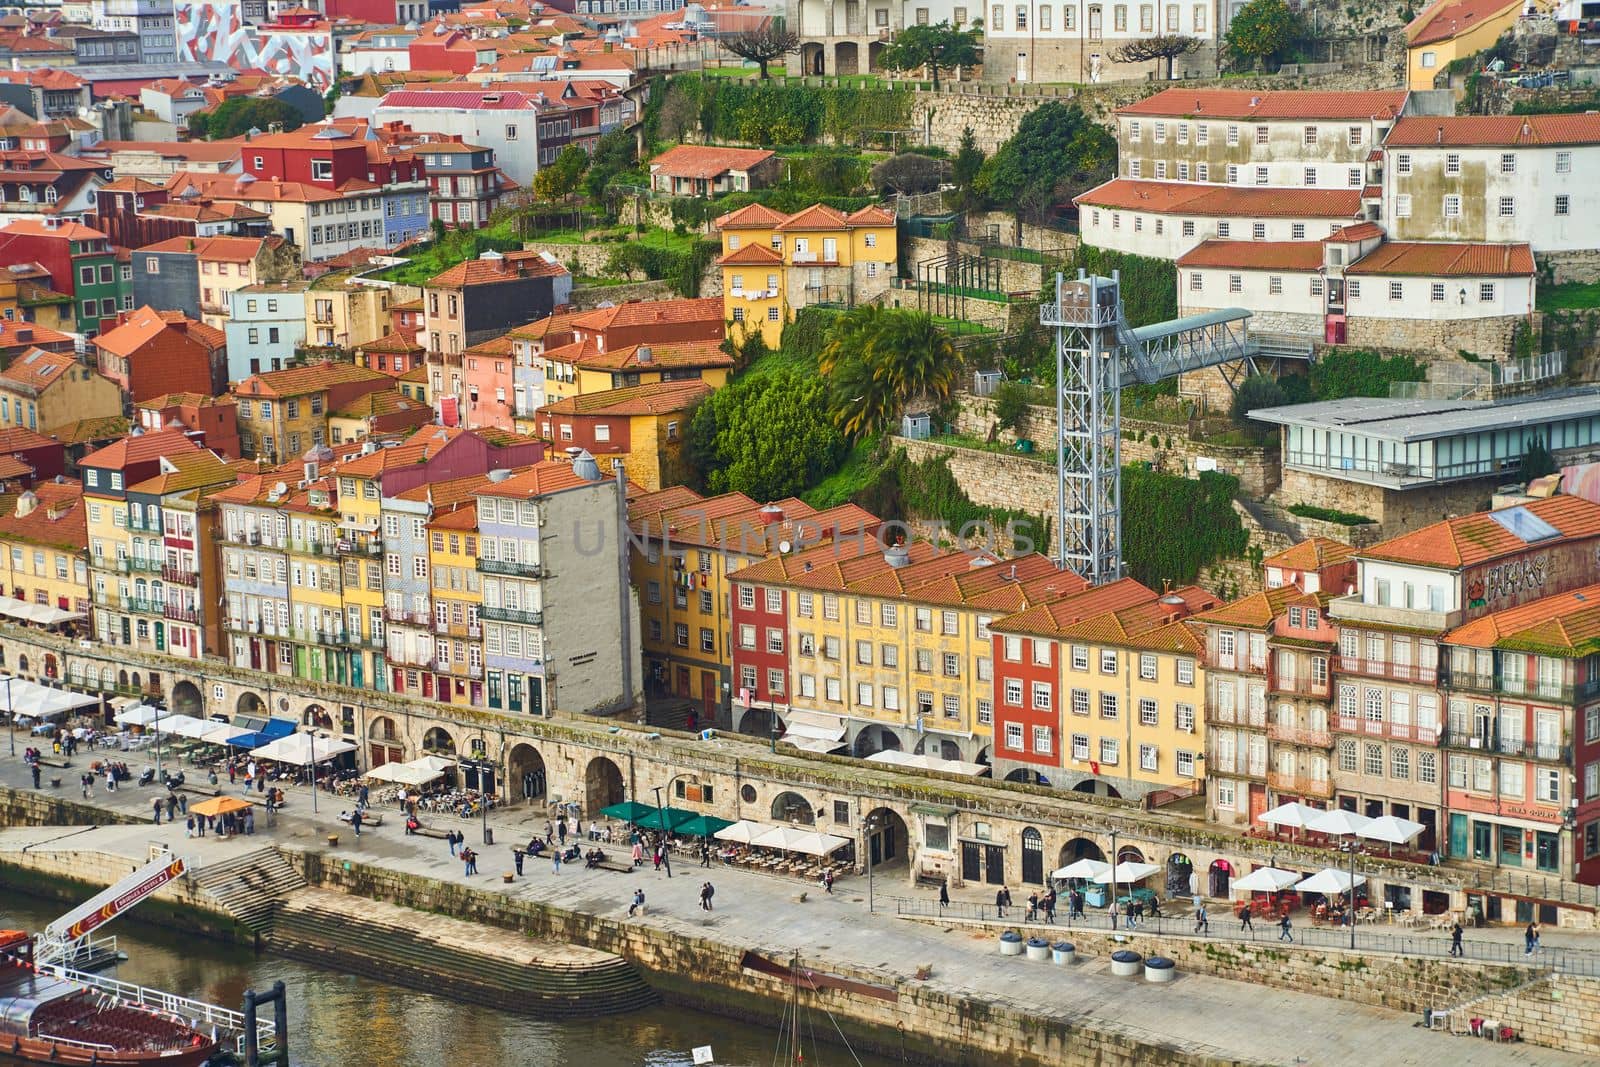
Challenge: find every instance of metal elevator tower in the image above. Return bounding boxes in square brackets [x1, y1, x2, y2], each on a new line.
[1042, 270, 1124, 585]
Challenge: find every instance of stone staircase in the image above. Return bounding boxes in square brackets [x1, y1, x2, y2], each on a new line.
[268, 892, 657, 1017]
[188, 848, 306, 936]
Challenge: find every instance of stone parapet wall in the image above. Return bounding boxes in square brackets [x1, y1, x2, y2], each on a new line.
[1446, 973, 1600, 1055]
[1274, 468, 1498, 538]
[571, 281, 679, 308]
[896, 437, 1059, 555]
[1539, 250, 1600, 285]
[1344, 315, 1526, 359]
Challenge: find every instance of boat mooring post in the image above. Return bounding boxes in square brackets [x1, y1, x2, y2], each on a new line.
[243, 979, 289, 1067]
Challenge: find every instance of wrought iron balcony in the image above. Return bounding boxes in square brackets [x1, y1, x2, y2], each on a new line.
[480, 605, 542, 626]
[477, 558, 543, 579]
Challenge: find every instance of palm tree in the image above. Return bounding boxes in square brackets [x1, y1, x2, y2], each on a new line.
[818, 307, 959, 439]
[869, 309, 958, 411]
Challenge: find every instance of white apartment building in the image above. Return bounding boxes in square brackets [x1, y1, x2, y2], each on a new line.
[1383, 114, 1600, 278]
[1075, 179, 1367, 259]
[983, 0, 1222, 82]
[789, 0, 969, 77]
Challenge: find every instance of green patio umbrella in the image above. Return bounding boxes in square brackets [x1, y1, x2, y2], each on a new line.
[676, 814, 734, 838]
[600, 800, 656, 823]
[634, 806, 698, 833]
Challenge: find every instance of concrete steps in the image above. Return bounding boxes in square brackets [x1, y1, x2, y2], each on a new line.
[267, 895, 657, 1017]
[188, 848, 306, 935]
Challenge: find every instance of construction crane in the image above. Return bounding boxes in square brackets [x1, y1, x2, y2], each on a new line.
[1041, 270, 1295, 585]
[34, 850, 187, 966]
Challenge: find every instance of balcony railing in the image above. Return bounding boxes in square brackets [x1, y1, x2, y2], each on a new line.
[1266, 722, 1333, 748]
[127, 556, 162, 573]
[1440, 729, 1570, 762]
[1443, 669, 1599, 705]
[126, 515, 159, 533]
[480, 605, 542, 626]
[477, 559, 543, 579]
[433, 620, 482, 638]
[383, 607, 431, 626]
[1337, 656, 1438, 684]
[1268, 675, 1331, 699]
[1336, 716, 1440, 744]
[1205, 753, 1267, 779]
[162, 565, 198, 586]
[1328, 594, 1459, 633]
[1267, 771, 1333, 798]
[225, 530, 265, 546]
[163, 603, 197, 623]
[123, 597, 160, 614]
[289, 539, 333, 557]
[1208, 707, 1267, 728]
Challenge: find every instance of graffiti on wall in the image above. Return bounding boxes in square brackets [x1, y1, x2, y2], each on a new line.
[175, 0, 335, 92]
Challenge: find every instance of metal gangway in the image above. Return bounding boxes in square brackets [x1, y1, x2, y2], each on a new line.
[1039, 270, 1306, 584]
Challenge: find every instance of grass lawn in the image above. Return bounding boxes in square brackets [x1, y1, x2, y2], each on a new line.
[738, 347, 819, 384]
[1537, 280, 1600, 310]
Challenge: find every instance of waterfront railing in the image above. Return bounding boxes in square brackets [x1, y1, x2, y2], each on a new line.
[39, 963, 277, 1056]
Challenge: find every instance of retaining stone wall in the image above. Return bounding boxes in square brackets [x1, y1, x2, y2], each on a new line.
[1448, 973, 1600, 1054]
[1344, 315, 1525, 358]
[570, 280, 679, 308]
[896, 437, 1059, 556]
[1274, 468, 1497, 538]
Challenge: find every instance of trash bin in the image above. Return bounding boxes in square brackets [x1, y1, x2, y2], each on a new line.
[1144, 957, 1176, 983]
[1110, 950, 1142, 976]
[999, 931, 1024, 956]
[484, 828, 494, 846]
[1051, 941, 1075, 966]
[1025, 937, 1050, 961]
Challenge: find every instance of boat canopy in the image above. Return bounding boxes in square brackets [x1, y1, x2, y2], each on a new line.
[0, 972, 81, 1036]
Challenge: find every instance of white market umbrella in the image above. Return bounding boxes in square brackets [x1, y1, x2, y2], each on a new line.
[1307, 808, 1373, 838]
[409, 754, 456, 774]
[1359, 815, 1424, 846]
[1051, 858, 1110, 881]
[1294, 868, 1367, 895]
[786, 830, 852, 857]
[754, 824, 821, 853]
[165, 715, 218, 740]
[713, 819, 769, 845]
[1257, 802, 1322, 834]
[1093, 861, 1160, 885]
[114, 703, 168, 727]
[200, 721, 245, 745]
[251, 732, 356, 766]
[1230, 867, 1303, 894]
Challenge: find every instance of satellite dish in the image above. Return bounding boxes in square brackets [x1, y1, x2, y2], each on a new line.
[778, 540, 792, 553]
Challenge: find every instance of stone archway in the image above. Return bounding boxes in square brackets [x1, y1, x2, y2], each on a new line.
[914, 736, 962, 761]
[736, 706, 783, 740]
[852, 724, 901, 758]
[1058, 838, 1105, 867]
[1004, 768, 1048, 785]
[584, 756, 624, 815]
[368, 715, 402, 767]
[769, 790, 816, 825]
[835, 40, 859, 75]
[1072, 778, 1122, 799]
[236, 691, 265, 717]
[302, 703, 333, 730]
[1116, 844, 1145, 865]
[170, 680, 202, 716]
[862, 806, 908, 871]
[1208, 858, 1233, 898]
[1167, 852, 1196, 897]
[508, 743, 547, 804]
[422, 726, 455, 754]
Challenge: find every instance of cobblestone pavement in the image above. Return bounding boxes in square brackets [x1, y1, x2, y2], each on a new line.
[0, 751, 1587, 1066]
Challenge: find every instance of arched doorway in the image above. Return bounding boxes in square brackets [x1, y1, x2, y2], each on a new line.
[852, 725, 901, 757]
[302, 704, 332, 730]
[170, 680, 202, 716]
[1208, 859, 1233, 898]
[867, 40, 886, 71]
[1004, 768, 1049, 785]
[368, 715, 401, 767]
[1116, 845, 1145, 865]
[1021, 827, 1045, 885]
[585, 756, 624, 815]
[835, 41, 859, 75]
[1058, 838, 1105, 868]
[801, 41, 824, 75]
[914, 736, 961, 761]
[422, 726, 455, 754]
[1072, 778, 1122, 799]
[42, 653, 56, 679]
[236, 691, 264, 717]
[769, 790, 815, 825]
[736, 707, 783, 740]
[862, 806, 908, 872]
[1166, 852, 1195, 897]
[508, 743, 546, 804]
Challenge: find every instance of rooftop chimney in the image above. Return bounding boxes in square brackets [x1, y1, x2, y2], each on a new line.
[758, 504, 783, 525]
[883, 544, 910, 569]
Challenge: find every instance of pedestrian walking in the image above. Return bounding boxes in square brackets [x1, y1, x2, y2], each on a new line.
[1125, 899, 1138, 930]
[652, 845, 663, 872]
[700, 841, 711, 867]
[80, 772, 91, 799]
[513, 848, 524, 876]
[29, 761, 40, 789]
[553, 849, 562, 874]
[463, 847, 477, 876]
[178, 793, 187, 815]
[1026, 891, 1039, 921]
[823, 869, 834, 894]
[1279, 914, 1293, 942]
[1043, 890, 1056, 924]
[245, 808, 255, 835]
[105, 768, 115, 792]
[995, 887, 1008, 919]
[165, 794, 176, 820]
[228, 764, 236, 786]
[1239, 905, 1254, 932]
[152, 797, 162, 824]
[448, 830, 460, 857]
[938, 880, 950, 910]
[351, 809, 363, 838]
[1193, 903, 1209, 935]
[185, 815, 195, 838]
[628, 888, 645, 916]
[1070, 890, 1084, 921]
[1450, 921, 1464, 957]
[632, 840, 644, 868]
[358, 784, 369, 809]
[704, 882, 715, 911]
[589, 820, 599, 842]
[195, 813, 206, 837]
[558, 817, 568, 846]
[1524, 921, 1539, 955]
[699, 882, 712, 911]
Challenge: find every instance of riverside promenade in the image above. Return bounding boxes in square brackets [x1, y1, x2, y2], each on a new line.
[0, 760, 1588, 1066]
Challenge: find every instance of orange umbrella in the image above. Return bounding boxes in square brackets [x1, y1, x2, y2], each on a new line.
[188, 795, 254, 818]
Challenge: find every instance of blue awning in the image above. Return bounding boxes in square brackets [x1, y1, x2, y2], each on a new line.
[225, 718, 294, 748]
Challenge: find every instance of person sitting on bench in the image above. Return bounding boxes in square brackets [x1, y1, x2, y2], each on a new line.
[527, 838, 547, 857]
[585, 848, 608, 869]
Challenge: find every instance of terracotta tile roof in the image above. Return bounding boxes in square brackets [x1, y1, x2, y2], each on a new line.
[358, 330, 423, 355]
[1444, 581, 1600, 656]
[80, 428, 200, 472]
[235, 361, 389, 400]
[717, 243, 784, 266]
[0, 218, 108, 242]
[100, 177, 164, 194]
[626, 484, 705, 522]
[1362, 496, 1600, 568]
[776, 203, 849, 231]
[398, 365, 428, 384]
[987, 578, 1161, 639]
[1406, 0, 1521, 46]
[468, 426, 542, 449]
[839, 548, 979, 598]
[1118, 88, 1407, 120]
[0, 323, 73, 350]
[338, 425, 462, 476]
[1345, 241, 1536, 277]
[732, 538, 940, 592]
[50, 415, 127, 446]
[714, 203, 786, 230]
[478, 459, 600, 499]
[1263, 537, 1358, 573]
[509, 310, 581, 344]
[1076, 179, 1364, 220]
[427, 249, 567, 288]
[537, 378, 711, 417]
[570, 297, 723, 333]
[575, 339, 733, 373]
[1046, 586, 1217, 651]
[464, 335, 515, 356]
[0, 426, 57, 452]
[846, 204, 896, 226]
[650, 144, 774, 179]
[1192, 585, 1302, 630]
[94, 306, 207, 359]
[891, 555, 1085, 613]
[426, 500, 478, 531]
[126, 449, 236, 496]
[137, 235, 276, 262]
[0, 348, 76, 394]
[390, 470, 495, 506]
[1387, 113, 1600, 147]
[0, 480, 85, 552]
[166, 172, 345, 204]
[1176, 240, 1324, 272]
[1326, 222, 1385, 242]
[330, 390, 426, 420]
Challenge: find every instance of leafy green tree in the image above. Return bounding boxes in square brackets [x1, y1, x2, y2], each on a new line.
[951, 126, 985, 201]
[1522, 436, 1557, 479]
[869, 152, 947, 195]
[975, 103, 1115, 224]
[583, 129, 639, 201]
[878, 21, 981, 90]
[533, 145, 589, 201]
[819, 306, 958, 438]
[992, 381, 1033, 437]
[1229, 374, 1287, 442]
[688, 369, 846, 500]
[190, 97, 307, 140]
[1224, 0, 1296, 71]
[1309, 349, 1425, 400]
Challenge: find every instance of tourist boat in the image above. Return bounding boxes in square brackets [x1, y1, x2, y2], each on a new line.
[0, 930, 220, 1066]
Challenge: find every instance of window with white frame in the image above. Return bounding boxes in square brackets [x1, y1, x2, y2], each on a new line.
[1072, 689, 1089, 716]
[1364, 742, 1384, 776]
[1100, 692, 1118, 718]
[1004, 722, 1024, 750]
[1032, 726, 1053, 755]
[1004, 678, 1023, 706]
[1032, 682, 1052, 710]
[1139, 744, 1158, 771]
[1100, 649, 1117, 674]
[1139, 698, 1158, 726]
[1099, 738, 1119, 765]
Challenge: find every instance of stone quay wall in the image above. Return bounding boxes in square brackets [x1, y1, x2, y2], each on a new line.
[1447, 973, 1600, 1055]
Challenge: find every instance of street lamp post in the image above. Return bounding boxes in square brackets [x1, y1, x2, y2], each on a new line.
[1347, 841, 1359, 951]
[6, 674, 13, 758]
[1109, 828, 1119, 931]
[309, 731, 319, 814]
[865, 816, 879, 913]
[650, 784, 673, 879]
[769, 711, 779, 754]
[458, 756, 495, 845]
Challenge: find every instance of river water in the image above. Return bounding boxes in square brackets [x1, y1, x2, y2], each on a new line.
[1, 896, 899, 1067]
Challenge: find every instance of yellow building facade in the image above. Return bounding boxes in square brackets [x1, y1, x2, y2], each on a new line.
[0, 481, 89, 615]
[427, 502, 484, 703]
[1405, 0, 1531, 90]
